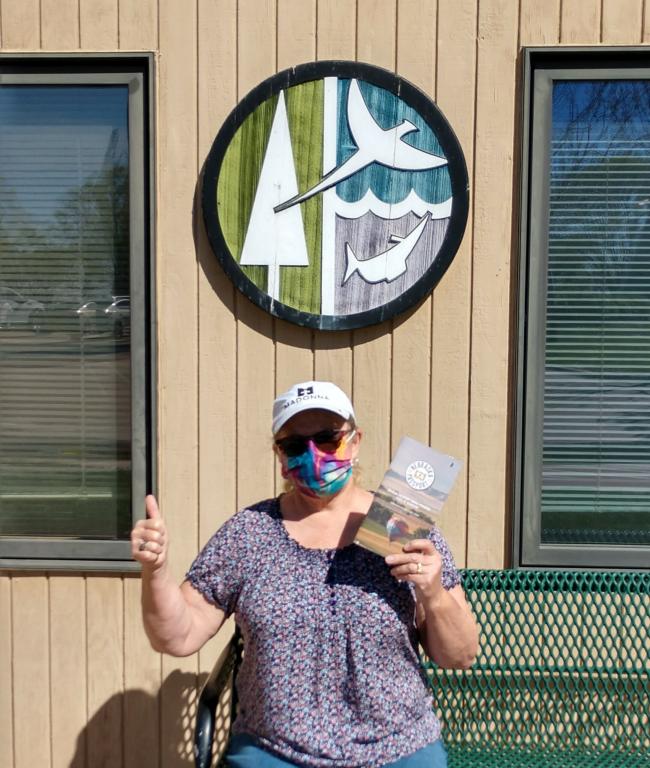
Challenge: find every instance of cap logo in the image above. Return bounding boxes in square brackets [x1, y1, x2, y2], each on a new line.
[297, 386, 314, 397]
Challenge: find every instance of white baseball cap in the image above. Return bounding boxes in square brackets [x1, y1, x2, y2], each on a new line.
[272, 381, 355, 435]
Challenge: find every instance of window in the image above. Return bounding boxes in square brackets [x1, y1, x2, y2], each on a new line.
[516, 49, 650, 569]
[0, 56, 154, 570]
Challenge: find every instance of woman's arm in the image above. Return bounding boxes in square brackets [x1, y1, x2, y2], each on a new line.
[133, 495, 226, 656]
[415, 583, 478, 668]
[386, 539, 479, 669]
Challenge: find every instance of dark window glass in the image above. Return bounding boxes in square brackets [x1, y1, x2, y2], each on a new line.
[543, 80, 650, 547]
[520, 53, 650, 568]
[0, 85, 132, 540]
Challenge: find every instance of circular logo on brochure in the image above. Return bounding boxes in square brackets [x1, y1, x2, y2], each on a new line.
[405, 460, 435, 490]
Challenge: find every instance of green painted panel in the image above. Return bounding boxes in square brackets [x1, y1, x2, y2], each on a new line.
[216, 95, 279, 291]
[281, 80, 324, 313]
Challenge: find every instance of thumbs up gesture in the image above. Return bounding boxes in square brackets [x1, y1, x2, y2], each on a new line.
[131, 494, 168, 571]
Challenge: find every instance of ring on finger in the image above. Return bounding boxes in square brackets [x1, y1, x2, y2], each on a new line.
[416, 561, 423, 575]
[139, 540, 147, 552]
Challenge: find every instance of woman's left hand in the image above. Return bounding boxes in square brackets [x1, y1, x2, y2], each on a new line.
[385, 539, 444, 603]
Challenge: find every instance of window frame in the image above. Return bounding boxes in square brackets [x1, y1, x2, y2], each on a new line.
[0, 53, 156, 572]
[514, 47, 650, 569]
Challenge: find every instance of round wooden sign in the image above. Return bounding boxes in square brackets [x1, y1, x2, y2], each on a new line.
[202, 61, 469, 330]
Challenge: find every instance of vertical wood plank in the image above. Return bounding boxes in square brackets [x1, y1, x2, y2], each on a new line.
[313, 333, 353, 393]
[160, 662, 199, 768]
[313, 1, 356, 384]
[316, 0, 357, 59]
[79, 0, 118, 49]
[119, 0, 158, 50]
[352, 1, 394, 490]
[519, 0, 560, 44]
[197, 9, 239, 541]
[644, 0, 650, 40]
[234, 244, 276, 508]
[430, 0, 478, 566]
[275, 321, 314, 394]
[0, 0, 39, 49]
[50, 578, 87, 768]
[391, 0, 436, 453]
[560, 0, 600, 43]
[158, 0, 199, 582]
[197, 0, 239, 674]
[86, 579, 124, 768]
[123, 578, 161, 768]
[356, 0, 396, 68]
[197, 0, 238, 544]
[0, 577, 14, 768]
[158, 4, 201, 763]
[275, 0, 317, 401]
[602, 0, 643, 42]
[466, 0, 518, 568]
[41, 0, 80, 49]
[12, 578, 50, 768]
[278, 0, 316, 69]
[235, 0, 277, 510]
[238, 0, 276, 95]
[274, 0, 318, 490]
[396, 0, 436, 88]
[158, 3, 201, 763]
[352, 325, 392, 490]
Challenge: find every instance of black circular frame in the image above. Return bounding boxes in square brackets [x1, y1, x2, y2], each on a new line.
[202, 60, 469, 331]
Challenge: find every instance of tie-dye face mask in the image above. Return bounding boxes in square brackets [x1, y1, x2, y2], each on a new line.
[282, 432, 355, 497]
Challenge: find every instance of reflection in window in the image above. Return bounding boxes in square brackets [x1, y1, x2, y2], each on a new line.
[542, 80, 650, 546]
[0, 86, 132, 539]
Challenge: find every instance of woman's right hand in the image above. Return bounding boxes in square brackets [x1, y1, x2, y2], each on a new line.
[131, 494, 168, 572]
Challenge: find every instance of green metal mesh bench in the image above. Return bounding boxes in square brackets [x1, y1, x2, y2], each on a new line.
[422, 569, 649, 768]
[194, 569, 650, 768]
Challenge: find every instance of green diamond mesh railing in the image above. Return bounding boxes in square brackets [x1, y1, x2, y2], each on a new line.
[422, 569, 649, 767]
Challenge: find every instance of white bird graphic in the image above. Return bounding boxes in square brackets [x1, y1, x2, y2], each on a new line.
[343, 212, 431, 285]
[274, 79, 447, 213]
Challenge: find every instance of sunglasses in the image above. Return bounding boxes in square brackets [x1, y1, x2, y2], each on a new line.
[275, 428, 355, 457]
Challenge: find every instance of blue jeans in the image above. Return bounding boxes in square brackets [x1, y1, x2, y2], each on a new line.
[225, 733, 448, 767]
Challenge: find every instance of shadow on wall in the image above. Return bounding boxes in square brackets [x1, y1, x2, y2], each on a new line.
[68, 669, 224, 768]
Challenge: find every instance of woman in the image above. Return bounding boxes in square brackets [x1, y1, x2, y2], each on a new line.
[132, 380, 478, 767]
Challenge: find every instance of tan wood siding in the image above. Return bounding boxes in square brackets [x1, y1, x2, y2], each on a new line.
[124, 577, 162, 768]
[12, 577, 50, 767]
[1, 0, 39, 49]
[196, 0, 239, 675]
[314, 2, 355, 396]
[561, 0, 601, 43]
[50, 577, 87, 768]
[41, 0, 80, 50]
[466, 0, 519, 567]
[1, 1, 648, 765]
[0, 577, 14, 768]
[80, 0, 119, 50]
[86, 578, 124, 768]
[431, 0, 477, 565]
[392, 0, 436, 455]
[119, 0, 158, 50]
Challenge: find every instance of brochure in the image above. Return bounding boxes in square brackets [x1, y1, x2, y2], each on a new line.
[355, 436, 462, 557]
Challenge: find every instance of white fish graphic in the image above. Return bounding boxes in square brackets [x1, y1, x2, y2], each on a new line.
[342, 212, 431, 285]
[274, 79, 447, 213]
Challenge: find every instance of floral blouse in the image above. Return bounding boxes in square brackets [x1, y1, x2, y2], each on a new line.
[186, 497, 461, 768]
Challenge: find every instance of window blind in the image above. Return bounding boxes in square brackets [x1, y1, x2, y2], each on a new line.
[0, 85, 132, 539]
[542, 79, 650, 546]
